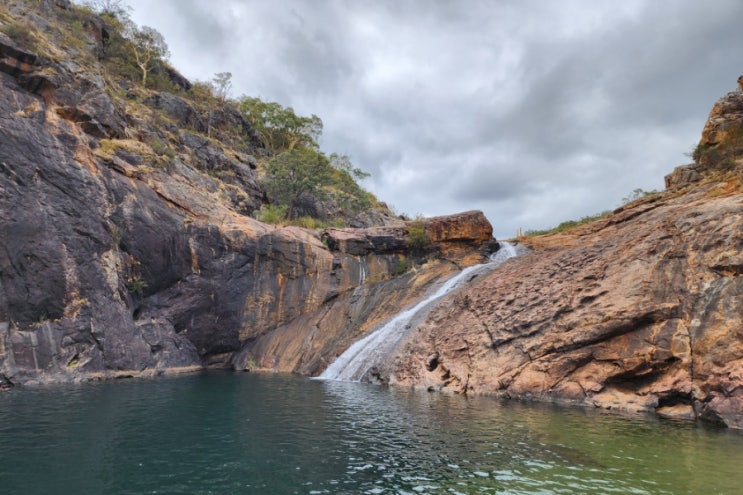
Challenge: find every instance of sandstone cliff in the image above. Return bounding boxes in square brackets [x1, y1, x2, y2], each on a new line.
[0, 2, 495, 387]
[386, 82, 743, 429]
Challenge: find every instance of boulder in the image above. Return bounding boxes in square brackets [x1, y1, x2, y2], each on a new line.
[664, 163, 702, 189]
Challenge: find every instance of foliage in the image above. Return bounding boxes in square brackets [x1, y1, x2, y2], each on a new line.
[263, 149, 332, 219]
[239, 97, 322, 154]
[83, 0, 131, 21]
[524, 211, 612, 237]
[254, 204, 288, 224]
[241, 97, 375, 222]
[212, 72, 232, 102]
[330, 153, 370, 182]
[124, 23, 170, 85]
[327, 153, 374, 214]
[621, 188, 658, 205]
[290, 216, 323, 229]
[126, 276, 148, 295]
[147, 137, 175, 165]
[394, 257, 414, 275]
[407, 217, 429, 252]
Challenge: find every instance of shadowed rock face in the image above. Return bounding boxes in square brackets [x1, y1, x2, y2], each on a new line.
[0, 3, 495, 387]
[388, 184, 743, 428]
[0, 64, 492, 384]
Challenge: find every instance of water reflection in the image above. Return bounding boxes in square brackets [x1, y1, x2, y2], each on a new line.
[0, 372, 741, 494]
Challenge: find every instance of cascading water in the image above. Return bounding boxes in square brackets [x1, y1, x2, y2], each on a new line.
[318, 241, 526, 382]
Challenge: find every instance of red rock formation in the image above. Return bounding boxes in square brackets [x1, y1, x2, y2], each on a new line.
[389, 182, 743, 428]
[387, 78, 743, 429]
[321, 210, 493, 258]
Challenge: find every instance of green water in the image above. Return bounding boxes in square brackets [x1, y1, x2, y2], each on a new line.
[0, 372, 741, 494]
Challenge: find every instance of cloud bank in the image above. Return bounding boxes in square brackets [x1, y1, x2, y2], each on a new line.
[126, 0, 743, 237]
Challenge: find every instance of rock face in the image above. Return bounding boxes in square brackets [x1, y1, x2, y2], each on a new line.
[322, 210, 494, 259]
[4, 1, 743, 431]
[389, 188, 743, 428]
[388, 82, 743, 429]
[232, 259, 467, 375]
[0, 2, 495, 386]
[0, 53, 492, 383]
[701, 83, 743, 147]
[692, 80, 743, 171]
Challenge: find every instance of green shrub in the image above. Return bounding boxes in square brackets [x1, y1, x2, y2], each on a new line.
[291, 216, 323, 229]
[525, 211, 611, 237]
[255, 204, 287, 224]
[394, 257, 413, 275]
[126, 276, 148, 295]
[149, 137, 174, 158]
[407, 217, 429, 251]
[621, 188, 658, 205]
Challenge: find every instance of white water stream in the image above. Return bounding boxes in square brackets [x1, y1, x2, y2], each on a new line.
[318, 242, 525, 382]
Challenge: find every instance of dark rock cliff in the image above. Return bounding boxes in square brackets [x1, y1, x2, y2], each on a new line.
[0, 2, 495, 387]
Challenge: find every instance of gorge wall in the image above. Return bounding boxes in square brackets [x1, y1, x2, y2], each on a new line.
[386, 83, 743, 429]
[0, 2, 495, 387]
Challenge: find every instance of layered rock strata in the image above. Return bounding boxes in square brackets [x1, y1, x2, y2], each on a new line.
[0, 5, 495, 386]
[390, 187, 743, 428]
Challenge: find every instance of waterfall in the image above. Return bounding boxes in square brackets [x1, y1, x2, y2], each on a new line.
[318, 241, 525, 382]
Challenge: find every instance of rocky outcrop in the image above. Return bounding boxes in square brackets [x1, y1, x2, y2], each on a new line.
[322, 210, 494, 258]
[664, 163, 702, 189]
[388, 178, 743, 429]
[0, 53, 493, 385]
[0, 2, 495, 387]
[700, 85, 743, 147]
[693, 80, 743, 170]
[0, 33, 38, 77]
[386, 78, 743, 428]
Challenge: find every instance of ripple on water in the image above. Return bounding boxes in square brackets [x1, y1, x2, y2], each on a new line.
[1, 373, 743, 494]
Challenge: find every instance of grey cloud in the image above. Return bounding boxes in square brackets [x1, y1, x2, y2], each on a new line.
[123, 0, 743, 238]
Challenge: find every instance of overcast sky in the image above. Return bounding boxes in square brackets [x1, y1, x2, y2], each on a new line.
[124, 0, 743, 238]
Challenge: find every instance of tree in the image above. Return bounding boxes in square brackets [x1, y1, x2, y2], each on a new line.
[330, 153, 370, 181]
[212, 72, 232, 102]
[238, 97, 322, 154]
[621, 188, 657, 205]
[263, 149, 332, 219]
[328, 153, 373, 213]
[84, 0, 131, 20]
[204, 72, 233, 137]
[124, 24, 169, 85]
[239, 97, 376, 221]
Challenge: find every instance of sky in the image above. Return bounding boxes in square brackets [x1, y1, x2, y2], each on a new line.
[123, 0, 743, 239]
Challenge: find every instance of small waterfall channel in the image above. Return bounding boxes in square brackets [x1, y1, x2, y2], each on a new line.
[318, 242, 525, 382]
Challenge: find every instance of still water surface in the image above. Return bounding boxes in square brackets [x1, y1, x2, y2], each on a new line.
[1, 372, 741, 494]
